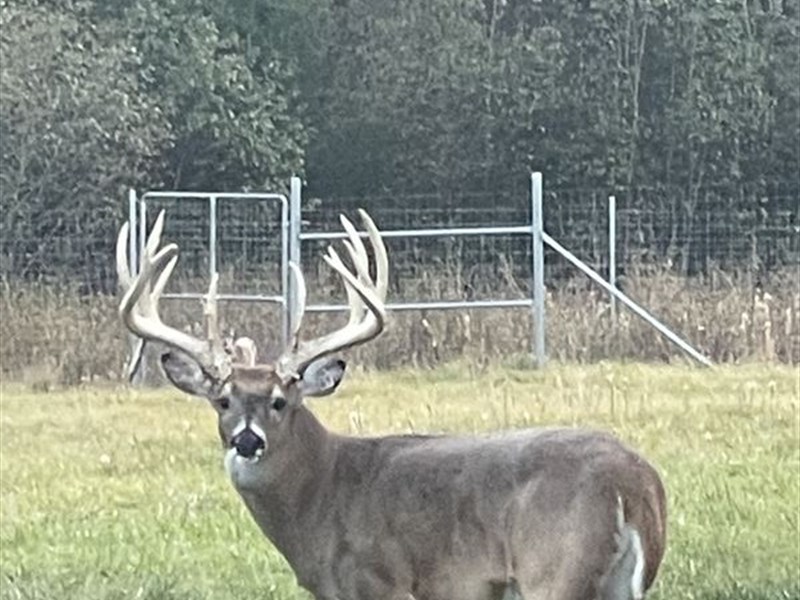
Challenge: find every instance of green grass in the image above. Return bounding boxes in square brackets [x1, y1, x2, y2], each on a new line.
[1, 362, 798, 599]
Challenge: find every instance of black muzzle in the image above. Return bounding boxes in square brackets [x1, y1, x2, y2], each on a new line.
[232, 429, 266, 459]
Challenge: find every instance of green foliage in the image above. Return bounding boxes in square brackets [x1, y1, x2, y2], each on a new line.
[289, 0, 798, 196]
[0, 0, 797, 283]
[0, 2, 169, 283]
[0, 0, 306, 283]
[305, 0, 568, 194]
[650, 1, 772, 190]
[1, 364, 798, 598]
[120, 0, 306, 191]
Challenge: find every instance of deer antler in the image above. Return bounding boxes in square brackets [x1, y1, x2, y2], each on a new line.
[276, 209, 389, 380]
[116, 211, 232, 380]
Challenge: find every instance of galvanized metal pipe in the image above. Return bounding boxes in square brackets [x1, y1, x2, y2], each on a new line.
[305, 299, 533, 313]
[542, 231, 713, 367]
[142, 192, 288, 200]
[288, 177, 303, 345]
[138, 195, 147, 275]
[209, 195, 217, 278]
[128, 188, 137, 275]
[163, 293, 285, 303]
[138, 192, 290, 312]
[609, 195, 617, 321]
[300, 225, 531, 241]
[531, 172, 546, 367]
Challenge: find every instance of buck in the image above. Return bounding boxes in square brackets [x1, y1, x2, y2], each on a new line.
[116, 210, 667, 600]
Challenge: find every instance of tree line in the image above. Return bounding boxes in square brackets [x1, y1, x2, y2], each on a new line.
[1, 0, 798, 284]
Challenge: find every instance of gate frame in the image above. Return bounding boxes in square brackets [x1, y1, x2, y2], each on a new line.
[128, 190, 292, 346]
[289, 173, 712, 368]
[289, 176, 542, 360]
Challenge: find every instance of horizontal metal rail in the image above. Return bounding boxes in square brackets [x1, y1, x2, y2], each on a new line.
[141, 192, 288, 201]
[162, 293, 285, 304]
[305, 299, 532, 313]
[300, 224, 532, 241]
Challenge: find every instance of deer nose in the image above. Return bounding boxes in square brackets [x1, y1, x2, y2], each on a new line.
[232, 428, 266, 459]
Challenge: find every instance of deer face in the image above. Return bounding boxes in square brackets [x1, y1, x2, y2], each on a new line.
[161, 352, 346, 466]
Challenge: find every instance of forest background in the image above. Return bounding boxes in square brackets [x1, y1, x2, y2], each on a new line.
[1, 0, 799, 378]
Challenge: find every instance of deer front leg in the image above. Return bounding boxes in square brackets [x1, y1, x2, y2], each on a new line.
[489, 578, 524, 600]
[500, 578, 524, 600]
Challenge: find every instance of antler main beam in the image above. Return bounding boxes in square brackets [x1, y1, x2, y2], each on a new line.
[116, 211, 231, 380]
[277, 209, 389, 379]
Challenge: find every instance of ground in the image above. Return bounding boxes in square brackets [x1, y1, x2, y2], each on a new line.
[1, 362, 798, 600]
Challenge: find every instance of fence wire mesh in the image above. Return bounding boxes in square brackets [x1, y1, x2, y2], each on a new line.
[129, 196, 286, 297]
[1, 182, 798, 383]
[305, 184, 799, 290]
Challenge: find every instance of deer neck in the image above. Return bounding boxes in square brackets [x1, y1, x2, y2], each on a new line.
[232, 406, 338, 559]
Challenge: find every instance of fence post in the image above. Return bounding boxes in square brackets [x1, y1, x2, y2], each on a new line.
[128, 189, 138, 275]
[209, 195, 218, 279]
[287, 176, 303, 345]
[138, 191, 147, 271]
[126, 189, 146, 385]
[531, 172, 546, 367]
[609, 195, 617, 321]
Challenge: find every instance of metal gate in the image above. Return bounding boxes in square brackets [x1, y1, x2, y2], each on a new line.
[291, 178, 540, 344]
[126, 190, 292, 346]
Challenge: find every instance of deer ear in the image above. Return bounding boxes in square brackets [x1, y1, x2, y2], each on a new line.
[160, 351, 217, 397]
[299, 358, 346, 397]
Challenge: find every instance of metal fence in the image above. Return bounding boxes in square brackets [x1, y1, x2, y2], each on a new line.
[4, 178, 796, 292]
[2, 174, 797, 373]
[124, 178, 544, 356]
[116, 174, 799, 367]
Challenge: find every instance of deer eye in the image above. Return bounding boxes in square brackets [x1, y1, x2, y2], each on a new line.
[271, 396, 287, 411]
[217, 397, 230, 410]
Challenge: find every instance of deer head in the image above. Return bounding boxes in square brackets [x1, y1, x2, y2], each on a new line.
[116, 209, 388, 471]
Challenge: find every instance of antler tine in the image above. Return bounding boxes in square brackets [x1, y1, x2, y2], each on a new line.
[276, 210, 389, 379]
[148, 210, 165, 248]
[151, 255, 177, 302]
[119, 210, 170, 315]
[123, 249, 176, 383]
[286, 213, 374, 348]
[337, 242, 366, 328]
[119, 242, 179, 322]
[204, 272, 222, 348]
[338, 216, 370, 326]
[339, 215, 371, 283]
[116, 221, 134, 291]
[288, 262, 308, 346]
[323, 247, 386, 327]
[358, 209, 389, 300]
[116, 210, 231, 380]
[117, 221, 152, 382]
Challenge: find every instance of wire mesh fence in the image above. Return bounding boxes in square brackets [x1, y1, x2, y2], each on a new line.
[302, 190, 532, 303]
[1, 181, 798, 383]
[304, 183, 799, 291]
[134, 195, 287, 297]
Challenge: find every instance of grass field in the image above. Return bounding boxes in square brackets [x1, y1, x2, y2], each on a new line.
[1, 362, 798, 599]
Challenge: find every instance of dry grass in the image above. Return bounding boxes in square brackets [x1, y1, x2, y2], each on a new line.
[1, 266, 798, 385]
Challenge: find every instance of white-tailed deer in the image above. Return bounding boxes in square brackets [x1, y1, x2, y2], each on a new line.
[116, 211, 667, 600]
